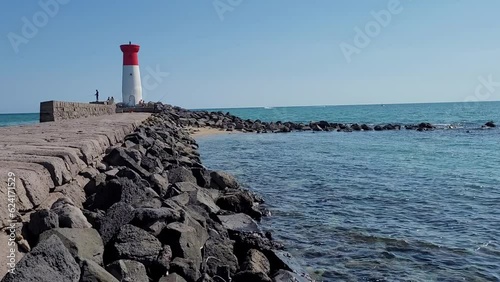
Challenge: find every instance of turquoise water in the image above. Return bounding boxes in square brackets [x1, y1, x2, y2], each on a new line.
[197, 102, 500, 281]
[0, 113, 39, 127]
[204, 101, 500, 128]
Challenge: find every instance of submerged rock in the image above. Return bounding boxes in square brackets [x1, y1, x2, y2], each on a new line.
[484, 121, 496, 127]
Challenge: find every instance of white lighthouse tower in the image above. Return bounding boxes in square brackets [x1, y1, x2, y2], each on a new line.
[120, 42, 143, 106]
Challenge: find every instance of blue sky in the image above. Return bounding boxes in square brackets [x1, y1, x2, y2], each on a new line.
[1, 0, 500, 113]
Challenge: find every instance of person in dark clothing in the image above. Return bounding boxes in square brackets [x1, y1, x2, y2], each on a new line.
[95, 90, 99, 102]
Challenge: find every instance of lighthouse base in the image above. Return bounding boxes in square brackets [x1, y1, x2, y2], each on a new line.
[122, 65, 143, 106]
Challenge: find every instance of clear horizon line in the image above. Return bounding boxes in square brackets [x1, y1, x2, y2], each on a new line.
[190, 99, 500, 111]
[1, 99, 499, 114]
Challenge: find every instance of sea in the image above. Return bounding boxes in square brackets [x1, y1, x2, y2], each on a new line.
[196, 102, 500, 282]
[1, 102, 499, 281]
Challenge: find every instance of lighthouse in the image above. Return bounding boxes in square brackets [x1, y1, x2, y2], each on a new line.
[120, 42, 143, 106]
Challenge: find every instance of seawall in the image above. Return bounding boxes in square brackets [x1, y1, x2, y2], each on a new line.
[40, 101, 117, 122]
[0, 113, 151, 276]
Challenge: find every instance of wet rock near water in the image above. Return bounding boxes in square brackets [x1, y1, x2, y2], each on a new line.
[5, 103, 313, 282]
[483, 121, 496, 128]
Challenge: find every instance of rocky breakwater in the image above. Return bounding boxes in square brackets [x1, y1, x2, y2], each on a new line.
[174, 109, 441, 133]
[174, 107, 496, 133]
[2, 104, 313, 282]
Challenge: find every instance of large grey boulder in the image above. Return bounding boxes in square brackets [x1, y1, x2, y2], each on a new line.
[272, 270, 311, 282]
[1, 235, 80, 282]
[39, 228, 104, 265]
[103, 147, 151, 179]
[233, 271, 272, 282]
[88, 176, 160, 210]
[217, 213, 260, 233]
[109, 224, 162, 266]
[80, 259, 119, 282]
[168, 166, 197, 184]
[158, 273, 187, 282]
[98, 202, 135, 245]
[210, 171, 240, 190]
[241, 249, 271, 275]
[267, 251, 313, 282]
[160, 222, 203, 265]
[132, 207, 181, 236]
[191, 189, 220, 215]
[169, 257, 200, 282]
[203, 235, 239, 277]
[106, 260, 149, 282]
[51, 197, 92, 228]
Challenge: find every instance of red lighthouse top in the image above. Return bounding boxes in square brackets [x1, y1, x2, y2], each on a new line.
[120, 43, 140, 66]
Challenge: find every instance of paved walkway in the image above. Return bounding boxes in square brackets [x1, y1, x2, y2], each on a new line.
[0, 113, 151, 229]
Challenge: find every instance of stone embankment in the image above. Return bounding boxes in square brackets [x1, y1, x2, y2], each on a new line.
[0, 113, 151, 277]
[176, 109, 496, 133]
[40, 101, 117, 122]
[1, 105, 312, 282]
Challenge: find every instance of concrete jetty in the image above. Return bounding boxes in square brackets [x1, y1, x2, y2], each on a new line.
[0, 113, 150, 275]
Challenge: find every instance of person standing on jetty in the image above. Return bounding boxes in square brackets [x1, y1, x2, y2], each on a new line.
[95, 89, 99, 102]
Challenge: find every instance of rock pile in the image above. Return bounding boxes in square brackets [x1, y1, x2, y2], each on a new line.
[169, 106, 442, 133]
[3, 104, 312, 282]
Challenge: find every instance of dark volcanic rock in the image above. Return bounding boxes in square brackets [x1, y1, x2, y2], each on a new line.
[267, 250, 313, 281]
[485, 121, 496, 127]
[28, 209, 59, 238]
[80, 258, 119, 282]
[216, 190, 260, 219]
[1, 235, 80, 282]
[104, 147, 151, 178]
[149, 173, 169, 197]
[233, 271, 272, 282]
[168, 166, 198, 184]
[218, 213, 260, 233]
[159, 222, 205, 266]
[169, 257, 201, 282]
[39, 228, 104, 265]
[361, 124, 372, 131]
[109, 224, 162, 266]
[203, 233, 239, 277]
[88, 176, 160, 210]
[106, 260, 149, 282]
[272, 269, 311, 282]
[210, 171, 240, 190]
[98, 202, 135, 245]
[132, 207, 181, 236]
[241, 249, 271, 275]
[159, 273, 188, 282]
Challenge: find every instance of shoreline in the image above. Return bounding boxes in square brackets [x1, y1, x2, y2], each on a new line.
[189, 126, 237, 138]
